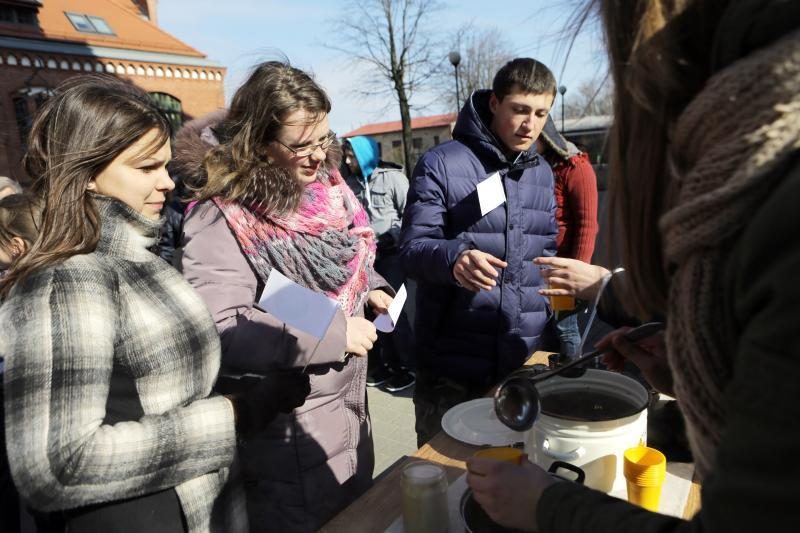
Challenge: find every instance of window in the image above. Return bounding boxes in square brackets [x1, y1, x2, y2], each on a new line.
[433, 135, 440, 145]
[65, 13, 114, 35]
[13, 87, 53, 147]
[376, 142, 382, 157]
[87, 15, 113, 34]
[0, 6, 38, 25]
[412, 137, 422, 149]
[391, 140, 402, 148]
[12, 96, 31, 146]
[149, 92, 183, 132]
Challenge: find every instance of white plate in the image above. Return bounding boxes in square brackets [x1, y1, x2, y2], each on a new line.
[440, 398, 526, 446]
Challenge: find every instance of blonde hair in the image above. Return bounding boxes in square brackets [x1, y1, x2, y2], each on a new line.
[0, 176, 22, 198]
[0, 193, 41, 258]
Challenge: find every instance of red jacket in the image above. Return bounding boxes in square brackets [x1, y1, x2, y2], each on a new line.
[551, 152, 599, 262]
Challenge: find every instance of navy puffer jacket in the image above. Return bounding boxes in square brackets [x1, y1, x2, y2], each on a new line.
[400, 90, 557, 385]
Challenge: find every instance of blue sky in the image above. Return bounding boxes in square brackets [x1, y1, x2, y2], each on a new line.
[158, 0, 605, 134]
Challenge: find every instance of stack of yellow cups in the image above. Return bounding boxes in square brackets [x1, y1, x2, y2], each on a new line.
[623, 445, 666, 511]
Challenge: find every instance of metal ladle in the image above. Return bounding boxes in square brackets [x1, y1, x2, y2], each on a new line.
[492, 267, 622, 432]
[494, 321, 665, 431]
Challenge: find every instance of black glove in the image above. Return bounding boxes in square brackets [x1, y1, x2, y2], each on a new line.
[228, 370, 311, 437]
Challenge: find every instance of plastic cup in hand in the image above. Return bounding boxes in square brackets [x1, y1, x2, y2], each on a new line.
[549, 289, 576, 311]
[472, 446, 524, 465]
[540, 264, 576, 311]
[623, 445, 666, 511]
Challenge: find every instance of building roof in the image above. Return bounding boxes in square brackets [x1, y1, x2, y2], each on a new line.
[560, 115, 612, 133]
[0, 0, 205, 58]
[343, 113, 457, 138]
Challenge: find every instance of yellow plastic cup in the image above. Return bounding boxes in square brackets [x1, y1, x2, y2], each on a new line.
[473, 446, 524, 465]
[544, 272, 576, 311]
[623, 446, 666, 511]
[549, 293, 577, 312]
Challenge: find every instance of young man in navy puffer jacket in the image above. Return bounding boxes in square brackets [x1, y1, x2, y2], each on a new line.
[400, 58, 558, 445]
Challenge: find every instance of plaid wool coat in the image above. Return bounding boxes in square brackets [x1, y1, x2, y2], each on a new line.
[1, 197, 247, 532]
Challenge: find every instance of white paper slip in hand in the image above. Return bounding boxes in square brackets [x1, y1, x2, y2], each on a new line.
[374, 284, 407, 333]
[258, 269, 339, 339]
[476, 171, 506, 216]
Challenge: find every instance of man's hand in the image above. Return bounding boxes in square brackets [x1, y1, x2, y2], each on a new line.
[534, 256, 610, 301]
[453, 250, 508, 292]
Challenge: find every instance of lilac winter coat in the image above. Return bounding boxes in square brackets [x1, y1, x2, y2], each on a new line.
[174, 115, 384, 532]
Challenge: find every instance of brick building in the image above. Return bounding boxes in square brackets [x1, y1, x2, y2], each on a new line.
[343, 113, 456, 170]
[0, 0, 225, 180]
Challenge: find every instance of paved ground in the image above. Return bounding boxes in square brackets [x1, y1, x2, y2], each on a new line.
[367, 383, 418, 476]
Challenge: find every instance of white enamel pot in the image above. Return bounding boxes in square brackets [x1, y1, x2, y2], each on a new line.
[524, 369, 650, 493]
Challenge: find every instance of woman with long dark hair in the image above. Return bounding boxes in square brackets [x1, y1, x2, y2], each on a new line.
[0, 76, 307, 533]
[466, 1, 800, 531]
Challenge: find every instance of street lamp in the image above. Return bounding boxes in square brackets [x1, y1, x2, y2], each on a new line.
[448, 51, 461, 112]
[558, 85, 567, 131]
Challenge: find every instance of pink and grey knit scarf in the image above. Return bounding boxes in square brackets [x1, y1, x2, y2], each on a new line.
[214, 167, 376, 317]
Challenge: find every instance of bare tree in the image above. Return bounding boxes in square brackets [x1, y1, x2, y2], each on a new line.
[563, 75, 613, 118]
[332, 0, 442, 173]
[437, 23, 514, 112]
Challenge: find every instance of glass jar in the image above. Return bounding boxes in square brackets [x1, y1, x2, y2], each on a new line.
[401, 461, 449, 533]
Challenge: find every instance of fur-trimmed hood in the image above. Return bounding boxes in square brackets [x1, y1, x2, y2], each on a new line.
[539, 114, 580, 161]
[170, 109, 227, 186]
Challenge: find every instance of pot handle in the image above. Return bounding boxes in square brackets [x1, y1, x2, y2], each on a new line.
[542, 438, 585, 462]
[547, 461, 586, 484]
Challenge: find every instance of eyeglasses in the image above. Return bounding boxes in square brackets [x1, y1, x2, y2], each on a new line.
[274, 132, 337, 158]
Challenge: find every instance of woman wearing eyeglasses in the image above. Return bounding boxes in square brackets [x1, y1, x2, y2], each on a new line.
[175, 61, 392, 531]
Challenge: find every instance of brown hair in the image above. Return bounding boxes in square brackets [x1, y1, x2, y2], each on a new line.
[0, 193, 41, 259]
[599, 0, 729, 319]
[193, 61, 335, 214]
[492, 58, 557, 101]
[0, 75, 170, 298]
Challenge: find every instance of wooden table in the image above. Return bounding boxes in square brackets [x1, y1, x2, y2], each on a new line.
[320, 352, 701, 532]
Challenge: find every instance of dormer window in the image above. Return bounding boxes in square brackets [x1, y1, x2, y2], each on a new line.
[65, 12, 115, 35]
[0, 5, 38, 25]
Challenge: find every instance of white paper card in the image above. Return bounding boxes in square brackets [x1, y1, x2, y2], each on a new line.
[374, 284, 408, 333]
[258, 269, 339, 339]
[476, 172, 506, 216]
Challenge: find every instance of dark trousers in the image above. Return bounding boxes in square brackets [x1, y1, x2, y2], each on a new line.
[554, 310, 582, 359]
[542, 303, 586, 361]
[412, 369, 487, 448]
